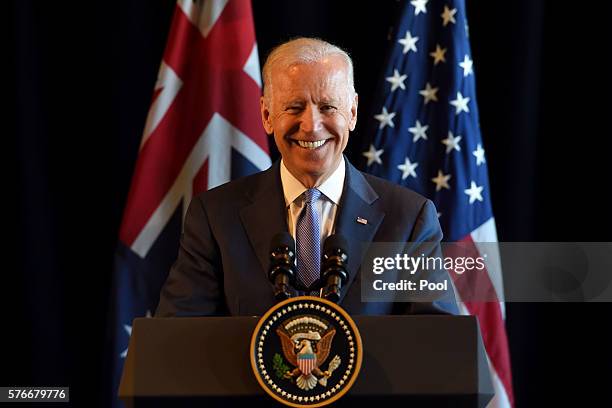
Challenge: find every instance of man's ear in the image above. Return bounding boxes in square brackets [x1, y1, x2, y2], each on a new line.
[260, 96, 273, 134]
[349, 93, 359, 131]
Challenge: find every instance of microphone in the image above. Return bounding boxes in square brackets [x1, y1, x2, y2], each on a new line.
[268, 232, 297, 301]
[321, 234, 349, 303]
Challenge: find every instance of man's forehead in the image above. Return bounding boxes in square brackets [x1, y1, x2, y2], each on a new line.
[289, 55, 346, 70]
[274, 57, 349, 81]
[276, 85, 347, 107]
[274, 64, 350, 93]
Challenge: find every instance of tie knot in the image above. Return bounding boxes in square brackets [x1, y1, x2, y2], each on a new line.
[303, 188, 321, 204]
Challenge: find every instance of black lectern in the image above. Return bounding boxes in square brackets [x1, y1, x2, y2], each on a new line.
[119, 315, 493, 407]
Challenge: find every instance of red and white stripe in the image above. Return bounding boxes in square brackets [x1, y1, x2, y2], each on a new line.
[448, 218, 514, 407]
[298, 355, 317, 376]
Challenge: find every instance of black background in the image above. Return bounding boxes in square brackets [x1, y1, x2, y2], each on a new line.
[5, 0, 612, 406]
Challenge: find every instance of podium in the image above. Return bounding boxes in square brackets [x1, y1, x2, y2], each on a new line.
[119, 315, 493, 407]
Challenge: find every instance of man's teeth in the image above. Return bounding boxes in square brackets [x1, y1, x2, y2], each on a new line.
[297, 140, 326, 149]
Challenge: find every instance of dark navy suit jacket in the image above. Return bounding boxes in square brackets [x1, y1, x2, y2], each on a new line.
[156, 159, 457, 317]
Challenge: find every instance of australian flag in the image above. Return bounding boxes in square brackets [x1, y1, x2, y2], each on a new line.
[109, 0, 270, 406]
[360, 1, 514, 406]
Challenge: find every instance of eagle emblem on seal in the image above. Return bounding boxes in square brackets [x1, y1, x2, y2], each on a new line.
[276, 315, 342, 391]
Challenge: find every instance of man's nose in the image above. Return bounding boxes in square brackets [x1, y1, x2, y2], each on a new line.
[299, 105, 323, 134]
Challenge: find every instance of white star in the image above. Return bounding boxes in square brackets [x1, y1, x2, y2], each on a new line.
[397, 157, 419, 180]
[464, 181, 484, 204]
[449, 91, 470, 115]
[442, 131, 462, 154]
[120, 310, 152, 358]
[363, 144, 384, 166]
[374, 107, 396, 129]
[429, 44, 447, 65]
[385, 69, 407, 92]
[459, 54, 473, 77]
[411, 0, 428, 15]
[473, 144, 486, 165]
[398, 30, 419, 54]
[431, 170, 452, 191]
[441, 5, 457, 27]
[408, 120, 429, 142]
[419, 82, 439, 104]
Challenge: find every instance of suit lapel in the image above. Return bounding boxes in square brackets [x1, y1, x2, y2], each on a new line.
[335, 161, 385, 304]
[239, 162, 292, 290]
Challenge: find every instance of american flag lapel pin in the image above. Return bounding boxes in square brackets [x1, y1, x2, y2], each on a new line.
[356, 217, 368, 225]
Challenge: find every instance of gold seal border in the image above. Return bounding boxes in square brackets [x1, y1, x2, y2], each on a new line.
[250, 296, 363, 408]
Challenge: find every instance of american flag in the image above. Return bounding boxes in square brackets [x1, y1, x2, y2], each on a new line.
[109, 0, 270, 405]
[361, 0, 514, 406]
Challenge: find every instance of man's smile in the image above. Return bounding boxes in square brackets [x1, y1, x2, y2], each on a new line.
[290, 138, 332, 149]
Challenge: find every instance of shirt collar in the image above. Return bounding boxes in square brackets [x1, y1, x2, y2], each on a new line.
[280, 156, 345, 206]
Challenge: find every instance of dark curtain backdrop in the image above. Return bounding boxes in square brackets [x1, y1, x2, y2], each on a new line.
[6, 1, 612, 406]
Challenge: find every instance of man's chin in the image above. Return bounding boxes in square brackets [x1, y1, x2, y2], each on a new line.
[289, 159, 340, 187]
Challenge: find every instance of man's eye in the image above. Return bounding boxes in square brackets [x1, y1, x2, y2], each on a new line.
[285, 106, 302, 113]
[321, 105, 337, 112]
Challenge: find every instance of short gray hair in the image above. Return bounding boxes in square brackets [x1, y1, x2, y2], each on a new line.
[262, 37, 355, 102]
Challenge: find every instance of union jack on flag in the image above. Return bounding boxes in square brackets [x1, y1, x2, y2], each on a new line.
[109, 0, 270, 405]
[361, 0, 514, 406]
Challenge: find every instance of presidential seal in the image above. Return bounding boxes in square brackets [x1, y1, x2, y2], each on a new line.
[250, 296, 362, 407]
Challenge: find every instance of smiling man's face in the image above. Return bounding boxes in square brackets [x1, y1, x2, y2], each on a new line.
[260, 56, 358, 188]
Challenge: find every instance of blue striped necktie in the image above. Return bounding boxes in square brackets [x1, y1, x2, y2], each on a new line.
[296, 188, 321, 291]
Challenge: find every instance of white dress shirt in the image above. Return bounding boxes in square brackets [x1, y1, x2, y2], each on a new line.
[280, 157, 346, 248]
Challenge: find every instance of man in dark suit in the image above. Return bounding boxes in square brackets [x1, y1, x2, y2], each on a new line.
[156, 38, 456, 317]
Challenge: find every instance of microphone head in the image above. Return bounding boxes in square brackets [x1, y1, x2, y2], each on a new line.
[270, 232, 295, 253]
[322, 234, 349, 302]
[269, 232, 297, 298]
[323, 234, 348, 255]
